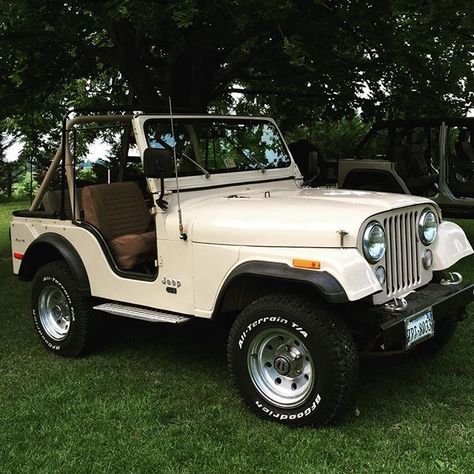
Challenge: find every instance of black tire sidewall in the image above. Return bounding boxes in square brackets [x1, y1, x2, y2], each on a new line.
[229, 302, 349, 425]
[32, 263, 87, 355]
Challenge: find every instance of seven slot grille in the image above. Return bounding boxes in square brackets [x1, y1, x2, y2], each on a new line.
[382, 210, 421, 296]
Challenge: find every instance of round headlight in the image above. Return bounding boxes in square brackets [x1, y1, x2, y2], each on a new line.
[419, 209, 438, 245]
[363, 222, 386, 263]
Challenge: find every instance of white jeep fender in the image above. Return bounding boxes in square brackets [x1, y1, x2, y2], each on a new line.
[199, 246, 381, 318]
[237, 246, 381, 300]
[432, 221, 473, 271]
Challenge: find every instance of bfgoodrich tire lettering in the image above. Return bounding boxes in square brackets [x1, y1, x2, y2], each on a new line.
[227, 294, 359, 427]
[31, 261, 94, 357]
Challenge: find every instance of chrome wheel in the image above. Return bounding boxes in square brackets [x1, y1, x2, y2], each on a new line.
[247, 328, 315, 408]
[38, 286, 71, 341]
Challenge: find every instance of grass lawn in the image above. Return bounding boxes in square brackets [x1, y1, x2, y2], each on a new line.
[0, 200, 473, 473]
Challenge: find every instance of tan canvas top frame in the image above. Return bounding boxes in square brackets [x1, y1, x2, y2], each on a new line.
[30, 114, 134, 217]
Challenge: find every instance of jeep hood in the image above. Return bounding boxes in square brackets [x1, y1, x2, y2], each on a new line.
[189, 188, 434, 248]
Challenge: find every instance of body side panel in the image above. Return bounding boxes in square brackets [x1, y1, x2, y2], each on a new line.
[11, 217, 196, 315]
[193, 243, 240, 312]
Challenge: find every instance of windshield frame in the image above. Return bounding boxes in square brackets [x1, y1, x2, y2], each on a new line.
[133, 114, 297, 191]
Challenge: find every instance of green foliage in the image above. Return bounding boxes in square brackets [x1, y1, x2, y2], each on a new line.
[0, 0, 472, 182]
[76, 167, 97, 185]
[0, 133, 27, 199]
[1, 1, 472, 124]
[169, 0, 199, 29]
[0, 160, 25, 198]
[288, 116, 371, 161]
[13, 171, 38, 199]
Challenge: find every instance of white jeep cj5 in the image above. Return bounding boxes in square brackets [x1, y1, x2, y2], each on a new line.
[10, 112, 474, 427]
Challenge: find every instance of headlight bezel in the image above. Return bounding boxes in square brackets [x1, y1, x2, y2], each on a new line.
[418, 209, 438, 245]
[363, 221, 386, 264]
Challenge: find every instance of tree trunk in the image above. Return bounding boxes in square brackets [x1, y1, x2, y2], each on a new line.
[165, 38, 220, 112]
[98, 12, 163, 108]
[7, 164, 12, 198]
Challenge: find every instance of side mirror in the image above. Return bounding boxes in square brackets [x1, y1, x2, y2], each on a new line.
[143, 148, 175, 178]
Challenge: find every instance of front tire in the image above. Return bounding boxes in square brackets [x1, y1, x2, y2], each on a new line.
[227, 294, 359, 427]
[32, 261, 94, 357]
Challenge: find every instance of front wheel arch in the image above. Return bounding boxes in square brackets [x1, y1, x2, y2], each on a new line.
[212, 261, 348, 319]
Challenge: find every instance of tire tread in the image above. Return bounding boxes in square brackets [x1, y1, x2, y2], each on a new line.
[227, 293, 359, 426]
[32, 261, 94, 357]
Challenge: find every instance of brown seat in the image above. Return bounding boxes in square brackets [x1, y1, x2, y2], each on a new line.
[42, 189, 82, 219]
[81, 182, 156, 270]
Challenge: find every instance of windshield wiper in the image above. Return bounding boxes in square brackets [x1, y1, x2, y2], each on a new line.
[154, 137, 211, 179]
[241, 150, 267, 173]
[229, 139, 267, 173]
[181, 152, 211, 179]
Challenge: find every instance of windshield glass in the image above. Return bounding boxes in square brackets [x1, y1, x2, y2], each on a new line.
[144, 118, 291, 176]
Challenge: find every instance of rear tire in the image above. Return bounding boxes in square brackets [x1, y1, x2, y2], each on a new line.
[227, 294, 359, 427]
[31, 261, 94, 357]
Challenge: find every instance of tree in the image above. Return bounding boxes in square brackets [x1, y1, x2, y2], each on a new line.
[0, 0, 472, 146]
[0, 134, 25, 199]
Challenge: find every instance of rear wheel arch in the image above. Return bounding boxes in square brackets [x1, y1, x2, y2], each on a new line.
[19, 233, 90, 292]
[212, 261, 348, 319]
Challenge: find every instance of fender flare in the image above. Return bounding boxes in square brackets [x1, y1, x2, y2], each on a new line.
[19, 233, 90, 292]
[213, 261, 348, 317]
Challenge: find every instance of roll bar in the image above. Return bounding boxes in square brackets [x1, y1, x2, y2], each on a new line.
[29, 114, 134, 217]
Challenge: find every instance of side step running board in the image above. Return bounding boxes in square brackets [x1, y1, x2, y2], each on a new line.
[93, 302, 192, 324]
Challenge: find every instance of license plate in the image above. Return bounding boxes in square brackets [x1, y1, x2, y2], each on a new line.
[405, 309, 435, 349]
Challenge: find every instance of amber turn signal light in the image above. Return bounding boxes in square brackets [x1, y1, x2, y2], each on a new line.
[292, 258, 320, 270]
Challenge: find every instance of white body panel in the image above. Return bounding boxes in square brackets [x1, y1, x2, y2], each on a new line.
[432, 221, 473, 270]
[11, 217, 195, 314]
[188, 186, 434, 247]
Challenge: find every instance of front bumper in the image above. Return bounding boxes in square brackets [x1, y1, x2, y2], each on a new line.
[366, 281, 474, 352]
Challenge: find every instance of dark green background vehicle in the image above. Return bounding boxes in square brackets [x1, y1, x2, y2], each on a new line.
[338, 118, 474, 217]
